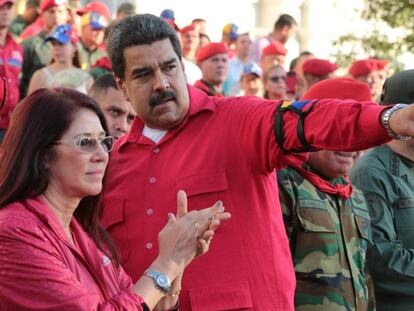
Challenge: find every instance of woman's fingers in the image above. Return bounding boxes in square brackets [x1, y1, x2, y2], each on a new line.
[176, 190, 188, 219]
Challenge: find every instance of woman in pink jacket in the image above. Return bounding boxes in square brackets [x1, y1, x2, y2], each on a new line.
[0, 87, 230, 310]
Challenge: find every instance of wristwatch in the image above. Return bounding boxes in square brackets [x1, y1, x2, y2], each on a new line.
[381, 103, 412, 141]
[144, 269, 172, 295]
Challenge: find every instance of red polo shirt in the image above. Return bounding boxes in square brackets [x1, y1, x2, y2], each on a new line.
[102, 85, 390, 310]
[0, 32, 23, 129]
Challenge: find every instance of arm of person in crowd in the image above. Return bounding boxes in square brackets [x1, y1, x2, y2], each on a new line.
[27, 69, 44, 96]
[351, 168, 414, 296]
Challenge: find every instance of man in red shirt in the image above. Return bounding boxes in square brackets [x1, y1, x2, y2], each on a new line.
[0, 0, 23, 140]
[103, 14, 414, 310]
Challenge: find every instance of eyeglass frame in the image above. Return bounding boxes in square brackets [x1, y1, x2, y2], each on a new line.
[55, 136, 115, 154]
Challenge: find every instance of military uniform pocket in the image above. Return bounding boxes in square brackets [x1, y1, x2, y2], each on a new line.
[293, 199, 341, 275]
[297, 199, 336, 232]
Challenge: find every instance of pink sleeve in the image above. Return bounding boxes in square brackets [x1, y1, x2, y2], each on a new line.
[0, 223, 144, 310]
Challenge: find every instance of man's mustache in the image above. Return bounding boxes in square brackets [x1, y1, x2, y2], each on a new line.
[150, 90, 177, 107]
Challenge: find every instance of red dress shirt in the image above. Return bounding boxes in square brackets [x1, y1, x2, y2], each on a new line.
[0, 32, 23, 129]
[0, 197, 145, 310]
[102, 86, 390, 310]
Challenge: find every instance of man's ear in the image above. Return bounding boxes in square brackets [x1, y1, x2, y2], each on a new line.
[114, 74, 129, 101]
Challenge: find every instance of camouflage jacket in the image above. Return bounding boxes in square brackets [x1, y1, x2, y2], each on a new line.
[350, 145, 414, 311]
[20, 31, 51, 98]
[77, 41, 107, 71]
[277, 166, 374, 311]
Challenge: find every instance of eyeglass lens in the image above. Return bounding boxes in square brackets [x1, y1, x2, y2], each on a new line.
[77, 137, 114, 153]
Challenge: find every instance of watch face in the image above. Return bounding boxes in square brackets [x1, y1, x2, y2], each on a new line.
[156, 274, 170, 288]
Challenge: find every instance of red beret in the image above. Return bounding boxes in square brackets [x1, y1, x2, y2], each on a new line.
[77, 1, 111, 21]
[196, 42, 228, 63]
[262, 42, 287, 57]
[301, 77, 372, 101]
[180, 24, 196, 34]
[349, 58, 389, 78]
[302, 58, 338, 76]
[40, 0, 67, 12]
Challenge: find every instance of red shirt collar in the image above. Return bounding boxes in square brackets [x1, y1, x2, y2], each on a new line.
[117, 84, 216, 150]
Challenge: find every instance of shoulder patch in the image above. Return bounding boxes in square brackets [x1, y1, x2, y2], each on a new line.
[364, 193, 384, 225]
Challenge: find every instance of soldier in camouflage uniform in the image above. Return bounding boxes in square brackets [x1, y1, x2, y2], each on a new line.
[278, 78, 375, 310]
[350, 70, 414, 311]
[20, 0, 68, 98]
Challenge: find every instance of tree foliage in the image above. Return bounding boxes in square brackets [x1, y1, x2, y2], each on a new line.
[333, 0, 414, 70]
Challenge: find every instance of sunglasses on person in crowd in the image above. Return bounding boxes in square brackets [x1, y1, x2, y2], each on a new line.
[268, 75, 286, 83]
[57, 136, 114, 153]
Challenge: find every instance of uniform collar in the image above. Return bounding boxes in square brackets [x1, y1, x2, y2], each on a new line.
[117, 84, 216, 150]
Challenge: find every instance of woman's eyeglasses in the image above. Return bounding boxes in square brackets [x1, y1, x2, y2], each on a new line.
[57, 136, 114, 153]
[268, 75, 286, 83]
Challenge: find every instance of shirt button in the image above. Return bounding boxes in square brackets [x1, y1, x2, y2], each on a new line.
[146, 208, 154, 215]
[146, 242, 153, 249]
[149, 177, 156, 183]
[153, 147, 160, 153]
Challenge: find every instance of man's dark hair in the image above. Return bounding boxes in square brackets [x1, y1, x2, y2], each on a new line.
[89, 73, 118, 101]
[107, 14, 182, 79]
[274, 14, 297, 30]
[116, 2, 136, 16]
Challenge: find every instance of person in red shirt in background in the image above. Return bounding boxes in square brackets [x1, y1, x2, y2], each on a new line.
[302, 58, 337, 91]
[0, 0, 23, 141]
[221, 23, 238, 59]
[349, 58, 389, 102]
[179, 24, 199, 63]
[193, 42, 228, 96]
[252, 13, 297, 63]
[260, 41, 287, 71]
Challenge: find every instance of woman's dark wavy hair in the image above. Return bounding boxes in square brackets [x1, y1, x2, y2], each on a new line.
[0, 88, 119, 265]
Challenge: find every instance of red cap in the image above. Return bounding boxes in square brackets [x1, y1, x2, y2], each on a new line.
[77, 1, 111, 21]
[349, 58, 389, 78]
[302, 58, 338, 76]
[196, 42, 228, 63]
[262, 42, 287, 57]
[40, 0, 67, 12]
[180, 24, 196, 34]
[0, 0, 14, 6]
[301, 77, 372, 101]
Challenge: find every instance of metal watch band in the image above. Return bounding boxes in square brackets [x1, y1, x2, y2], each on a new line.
[381, 103, 411, 141]
[144, 269, 172, 294]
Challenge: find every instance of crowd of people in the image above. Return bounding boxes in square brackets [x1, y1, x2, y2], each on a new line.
[1, 0, 414, 310]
